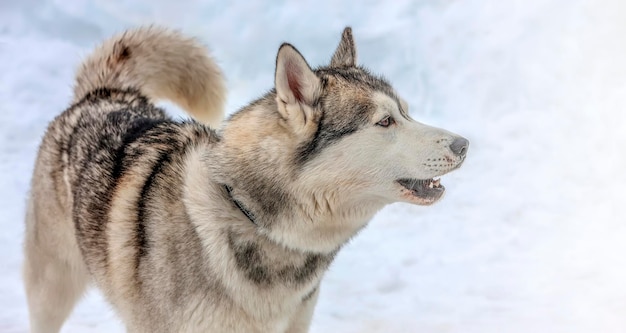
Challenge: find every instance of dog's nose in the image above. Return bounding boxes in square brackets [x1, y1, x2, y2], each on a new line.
[449, 137, 469, 157]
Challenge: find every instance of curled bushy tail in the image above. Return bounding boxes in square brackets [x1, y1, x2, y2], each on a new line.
[73, 26, 226, 127]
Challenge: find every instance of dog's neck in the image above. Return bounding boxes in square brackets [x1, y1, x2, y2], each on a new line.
[223, 184, 257, 225]
[219, 177, 386, 254]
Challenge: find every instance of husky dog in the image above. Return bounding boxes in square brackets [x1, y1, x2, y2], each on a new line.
[23, 26, 468, 333]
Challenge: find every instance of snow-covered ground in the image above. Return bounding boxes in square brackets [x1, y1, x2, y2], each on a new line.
[1, 0, 625, 332]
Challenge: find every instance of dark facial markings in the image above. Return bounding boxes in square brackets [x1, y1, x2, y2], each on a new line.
[294, 107, 364, 165]
[294, 66, 404, 165]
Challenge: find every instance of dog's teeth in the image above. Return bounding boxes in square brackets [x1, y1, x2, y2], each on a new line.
[428, 181, 434, 189]
[433, 179, 441, 187]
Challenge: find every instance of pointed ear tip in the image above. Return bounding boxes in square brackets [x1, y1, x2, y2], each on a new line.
[276, 43, 313, 71]
[342, 27, 353, 36]
[277, 43, 300, 62]
[278, 43, 295, 52]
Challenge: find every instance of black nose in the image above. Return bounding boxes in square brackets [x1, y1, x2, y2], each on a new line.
[449, 137, 469, 157]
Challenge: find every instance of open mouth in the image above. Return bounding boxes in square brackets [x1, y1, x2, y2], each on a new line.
[397, 178, 445, 203]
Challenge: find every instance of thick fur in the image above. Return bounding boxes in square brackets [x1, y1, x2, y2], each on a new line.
[23, 26, 467, 333]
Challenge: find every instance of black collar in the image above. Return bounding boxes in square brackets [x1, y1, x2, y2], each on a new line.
[223, 185, 257, 225]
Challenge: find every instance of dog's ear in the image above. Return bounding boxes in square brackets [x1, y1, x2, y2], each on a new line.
[275, 43, 320, 106]
[330, 27, 357, 67]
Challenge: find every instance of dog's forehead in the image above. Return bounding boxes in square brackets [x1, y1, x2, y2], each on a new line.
[293, 67, 400, 165]
[372, 91, 399, 113]
[317, 66, 399, 115]
[318, 66, 395, 95]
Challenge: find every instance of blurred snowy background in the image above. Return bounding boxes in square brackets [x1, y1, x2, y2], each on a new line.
[1, 0, 625, 332]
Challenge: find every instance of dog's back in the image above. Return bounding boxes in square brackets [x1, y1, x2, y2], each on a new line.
[22, 27, 226, 333]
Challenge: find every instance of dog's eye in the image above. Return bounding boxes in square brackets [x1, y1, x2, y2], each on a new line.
[376, 116, 395, 127]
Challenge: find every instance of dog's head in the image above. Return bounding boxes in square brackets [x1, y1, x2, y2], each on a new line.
[273, 27, 468, 206]
[218, 27, 468, 251]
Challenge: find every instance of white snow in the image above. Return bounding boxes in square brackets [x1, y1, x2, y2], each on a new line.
[1, 0, 625, 332]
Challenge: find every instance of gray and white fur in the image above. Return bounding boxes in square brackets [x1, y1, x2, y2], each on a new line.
[23, 26, 468, 333]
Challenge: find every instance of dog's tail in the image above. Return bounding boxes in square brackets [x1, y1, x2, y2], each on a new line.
[73, 26, 226, 127]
